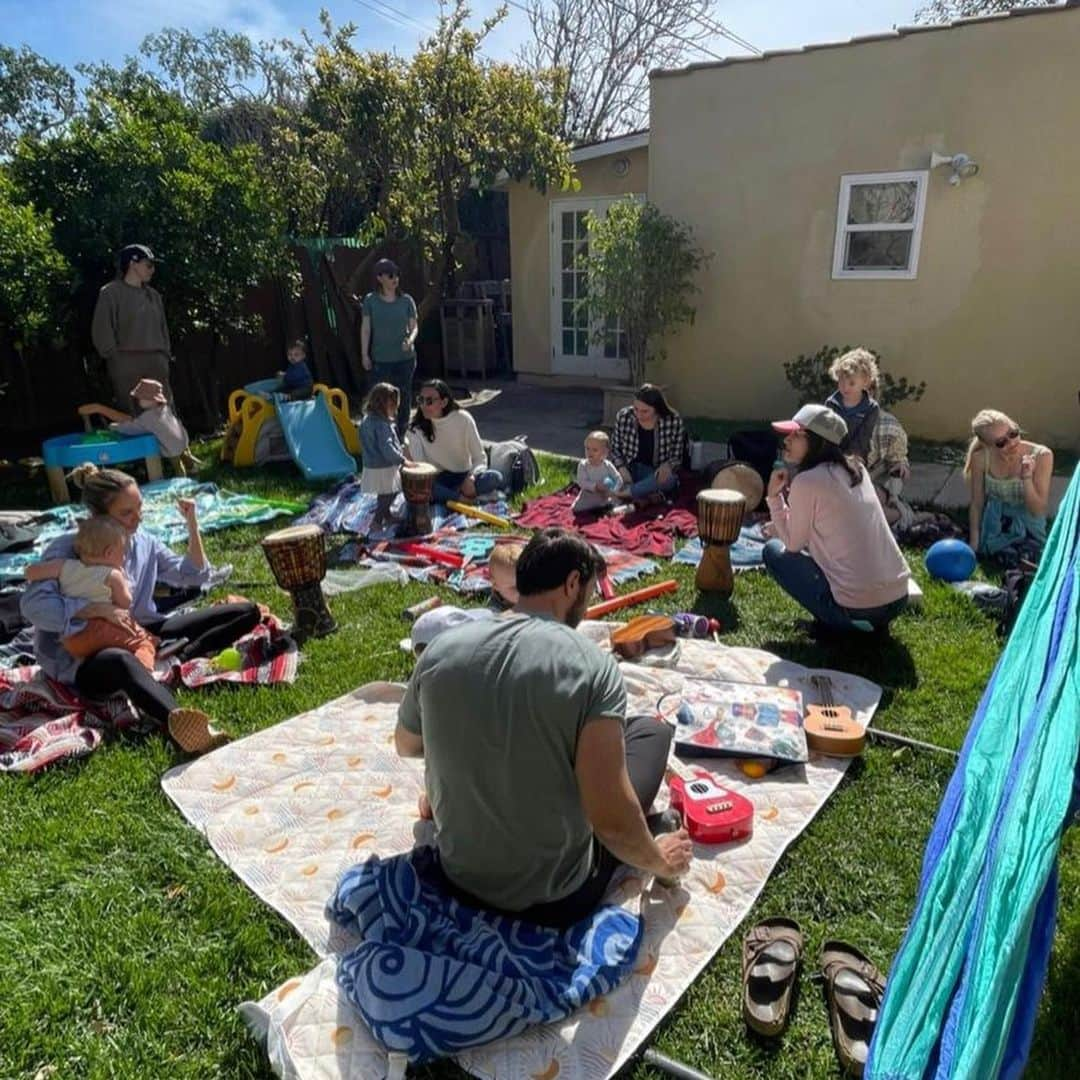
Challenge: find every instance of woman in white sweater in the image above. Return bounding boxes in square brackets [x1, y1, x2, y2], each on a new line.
[404, 379, 503, 504]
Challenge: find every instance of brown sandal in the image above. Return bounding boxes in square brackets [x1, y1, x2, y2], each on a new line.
[611, 616, 677, 659]
[742, 918, 803, 1037]
[820, 941, 886, 1077]
[168, 708, 231, 755]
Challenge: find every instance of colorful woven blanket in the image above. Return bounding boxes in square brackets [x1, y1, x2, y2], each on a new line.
[0, 611, 297, 773]
[327, 849, 642, 1063]
[341, 533, 657, 596]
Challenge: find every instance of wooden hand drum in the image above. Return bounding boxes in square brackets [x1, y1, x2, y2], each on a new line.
[260, 524, 336, 641]
[401, 462, 438, 536]
[695, 489, 746, 596]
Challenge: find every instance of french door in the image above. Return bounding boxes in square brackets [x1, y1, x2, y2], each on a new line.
[549, 197, 635, 380]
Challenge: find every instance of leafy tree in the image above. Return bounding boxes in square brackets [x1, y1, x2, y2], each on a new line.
[783, 345, 927, 411]
[915, 0, 1053, 22]
[520, 0, 726, 142]
[581, 198, 709, 387]
[0, 45, 76, 155]
[7, 83, 288, 346]
[0, 173, 68, 346]
[307, 2, 574, 316]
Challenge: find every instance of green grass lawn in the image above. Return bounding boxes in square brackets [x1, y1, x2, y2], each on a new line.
[1, 449, 1076, 1079]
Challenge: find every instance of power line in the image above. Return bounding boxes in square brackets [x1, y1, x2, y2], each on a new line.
[691, 9, 763, 55]
[350, 0, 437, 36]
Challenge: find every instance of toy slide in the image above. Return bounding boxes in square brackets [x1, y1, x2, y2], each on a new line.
[224, 383, 360, 479]
[275, 392, 356, 482]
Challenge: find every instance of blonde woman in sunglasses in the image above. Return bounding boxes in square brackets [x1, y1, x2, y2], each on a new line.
[964, 409, 1054, 561]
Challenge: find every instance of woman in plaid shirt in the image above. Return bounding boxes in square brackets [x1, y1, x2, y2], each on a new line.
[608, 384, 688, 503]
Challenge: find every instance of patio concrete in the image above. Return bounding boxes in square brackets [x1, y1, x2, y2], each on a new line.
[451, 377, 603, 458]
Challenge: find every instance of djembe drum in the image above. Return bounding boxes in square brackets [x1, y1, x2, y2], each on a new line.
[260, 524, 337, 641]
[401, 462, 438, 536]
[695, 489, 746, 597]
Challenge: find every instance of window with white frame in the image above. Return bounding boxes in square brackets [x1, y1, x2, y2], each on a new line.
[832, 171, 928, 279]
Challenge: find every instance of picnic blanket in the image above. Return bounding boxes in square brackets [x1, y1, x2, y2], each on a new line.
[515, 487, 697, 558]
[340, 534, 657, 596]
[0, 665, 145, 773]
[161, 634, 882, 1080]
[673, 522, 768, 572]
[297, 481, 510, 539]
[0, 479, 290, 583]
[328, 851, 641, 1063]
[0, 614, 298, 774]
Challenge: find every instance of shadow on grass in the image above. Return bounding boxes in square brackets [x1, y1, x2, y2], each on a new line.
[689, 591, 741, 634]
[759, 631, 918, 704]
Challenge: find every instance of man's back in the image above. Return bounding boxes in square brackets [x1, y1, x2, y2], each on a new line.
[398, 613, 625, 912]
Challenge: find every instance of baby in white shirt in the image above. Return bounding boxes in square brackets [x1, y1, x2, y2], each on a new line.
[573, 430, 625, 514]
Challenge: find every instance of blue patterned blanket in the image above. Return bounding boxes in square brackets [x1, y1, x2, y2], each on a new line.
[326, 851, 642, 1063]
[673, 522, 768, 571]
[297, 480, 510, 538]
[0, 479, 287, 583]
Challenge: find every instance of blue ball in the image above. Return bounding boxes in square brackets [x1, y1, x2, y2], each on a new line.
[925, 539, 977, 582]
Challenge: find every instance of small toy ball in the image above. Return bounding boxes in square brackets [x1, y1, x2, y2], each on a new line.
[925, 539, 977, 582]
[738, 760, 769, 780]
[212, 646, 244, 672]
[603, 476, 619, 490]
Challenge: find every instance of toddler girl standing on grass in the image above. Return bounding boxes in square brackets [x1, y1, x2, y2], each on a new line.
[359, 382, 407, 529]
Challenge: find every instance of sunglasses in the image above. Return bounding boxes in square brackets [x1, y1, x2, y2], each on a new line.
[989, 427, 1021, 449]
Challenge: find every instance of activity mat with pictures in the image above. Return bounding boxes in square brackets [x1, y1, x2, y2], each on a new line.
[161, 632, 881, 1080]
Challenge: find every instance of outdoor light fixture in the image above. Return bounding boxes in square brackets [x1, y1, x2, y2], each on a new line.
[930, 151, 980, 186]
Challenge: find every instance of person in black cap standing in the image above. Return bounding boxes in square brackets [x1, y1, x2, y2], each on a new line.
[360, 257, 418, 435]
[91, 244, 175, 411]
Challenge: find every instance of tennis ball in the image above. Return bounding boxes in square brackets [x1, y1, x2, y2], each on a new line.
[213, 647, 243, 672]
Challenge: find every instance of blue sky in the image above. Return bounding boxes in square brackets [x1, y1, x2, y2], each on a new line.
[4, 1, 921, 74]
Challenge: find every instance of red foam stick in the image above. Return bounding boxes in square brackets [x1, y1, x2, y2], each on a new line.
[585, 579, 678, 620]
[397, 542, 464, 568]
[597, 572, 616, 601]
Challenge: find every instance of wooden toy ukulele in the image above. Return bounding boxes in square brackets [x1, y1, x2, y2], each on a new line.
[667, 754, 754, 845]
[804, 675, 865, 757]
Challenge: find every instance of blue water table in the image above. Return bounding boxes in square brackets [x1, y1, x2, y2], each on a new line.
[42, 431, 164, 504]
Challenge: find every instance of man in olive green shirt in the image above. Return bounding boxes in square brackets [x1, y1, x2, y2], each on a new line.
[395, 528, 692, 928]
[91, 244, 174, 409]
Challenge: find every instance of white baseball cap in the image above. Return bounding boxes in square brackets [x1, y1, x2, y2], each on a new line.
[411, 607, 493, 651]
[772, 404, 848, 446]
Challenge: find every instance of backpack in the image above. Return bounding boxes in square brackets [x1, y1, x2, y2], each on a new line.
[486, 436, 541, 494]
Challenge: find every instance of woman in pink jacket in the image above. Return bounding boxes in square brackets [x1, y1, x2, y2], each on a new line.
[763, 404, 911, 635]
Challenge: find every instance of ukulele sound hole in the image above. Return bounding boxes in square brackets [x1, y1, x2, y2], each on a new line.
[689, 781, 710, 796]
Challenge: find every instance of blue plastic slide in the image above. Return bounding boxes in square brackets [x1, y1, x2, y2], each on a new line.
[274, 392, 357, 482]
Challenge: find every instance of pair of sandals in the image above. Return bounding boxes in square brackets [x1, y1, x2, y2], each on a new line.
[742, 918, 886, 1077]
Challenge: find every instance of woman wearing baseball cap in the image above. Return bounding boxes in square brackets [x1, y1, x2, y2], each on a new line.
[763, 404, 911, 635]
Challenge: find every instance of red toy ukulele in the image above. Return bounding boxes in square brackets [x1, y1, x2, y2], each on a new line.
[667, 755, 754, 845]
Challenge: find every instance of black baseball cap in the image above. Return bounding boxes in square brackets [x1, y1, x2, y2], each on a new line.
[373, 258, 399, 277]
[119, 244, 161, 265]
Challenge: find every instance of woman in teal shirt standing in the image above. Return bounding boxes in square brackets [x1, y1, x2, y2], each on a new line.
[361, 258, 418, 434]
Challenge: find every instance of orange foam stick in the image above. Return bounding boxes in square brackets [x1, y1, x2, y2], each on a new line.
[586, 579, 678, 620]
